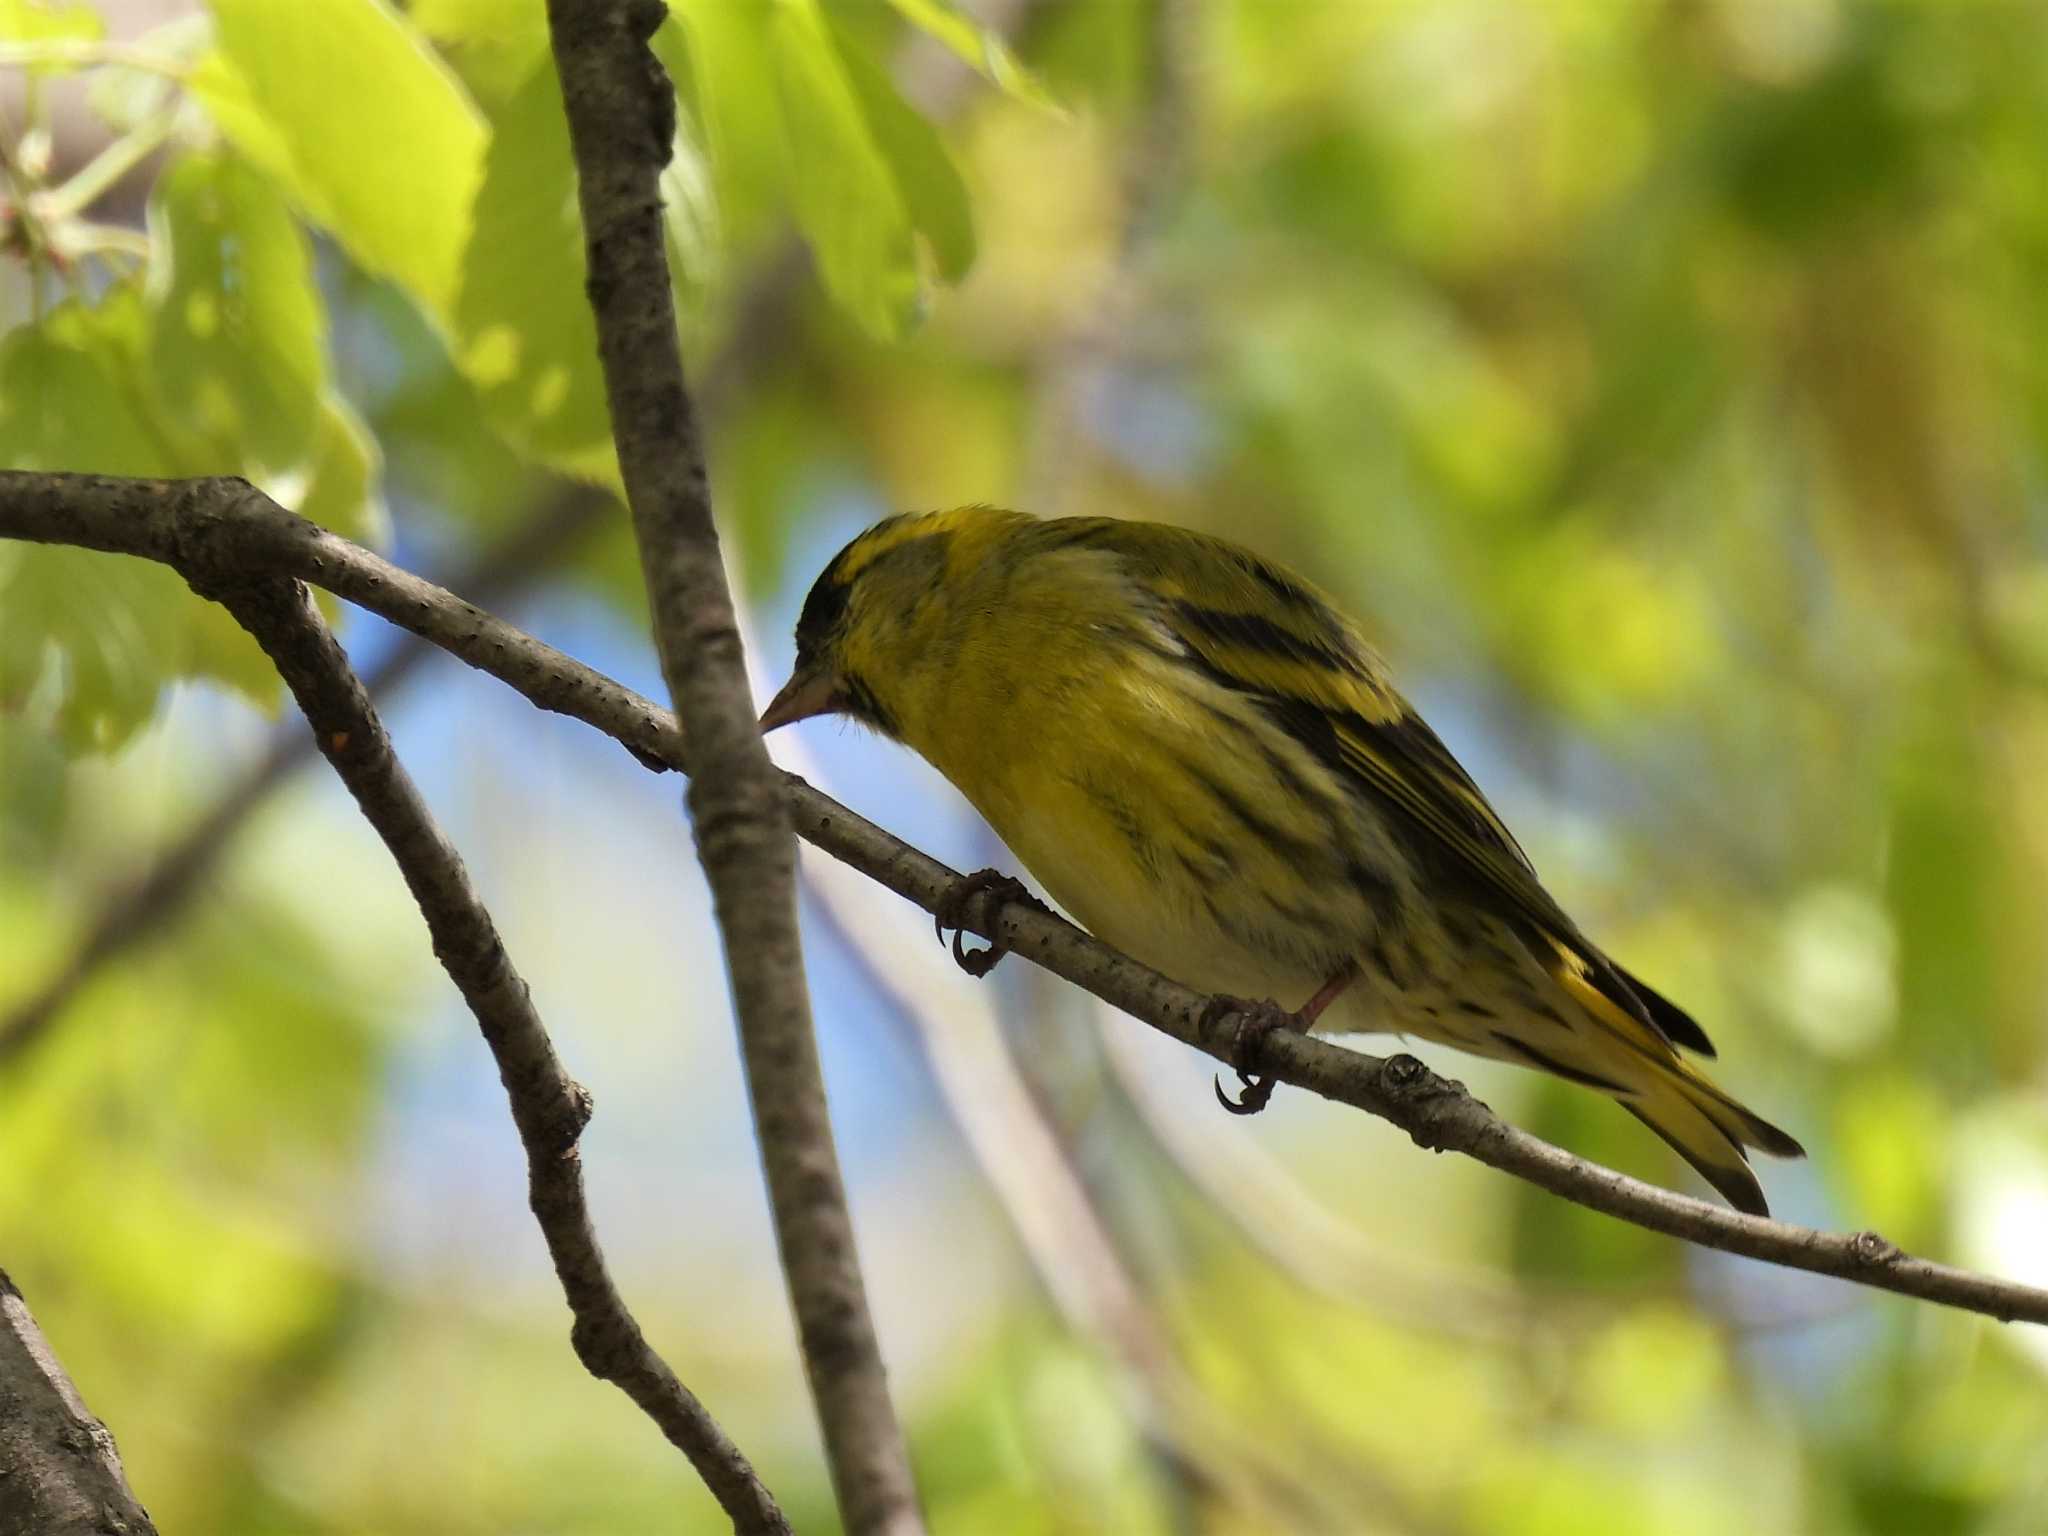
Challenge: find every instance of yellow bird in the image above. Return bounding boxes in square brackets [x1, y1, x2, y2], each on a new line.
[761, 507, 1803, 1214]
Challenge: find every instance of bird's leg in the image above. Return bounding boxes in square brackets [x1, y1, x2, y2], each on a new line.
[1210, 960, 1360, 1116]
[934, 869, 1045, 978]
[1298, 960, 1361, 1025]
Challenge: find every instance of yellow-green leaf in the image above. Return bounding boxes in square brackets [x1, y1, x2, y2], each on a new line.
[667, 0, 790, 256]
[884, 0, 1059, 112]
[196, 0, 486, 318]
[0, 294, 281, 747]
[292, 391, 386, 547]
[0, 0, 102, 52]
[768, 0, 921, 337]
[453, 57, 618, 481]
[145, 152, 327, 472]
[830, 9, 974, 283]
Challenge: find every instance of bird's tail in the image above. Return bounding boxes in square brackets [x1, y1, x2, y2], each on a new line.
[1551, 957, 1804, 1217]
[1615, 1057, 1804, 1217]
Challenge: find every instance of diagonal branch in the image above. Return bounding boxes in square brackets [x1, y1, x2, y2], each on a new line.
[0, 1268, 158, 1536]
[197, 572, 788, 1536]
[543, 3, 924, 1533]
[2, 470, 2045, 1328]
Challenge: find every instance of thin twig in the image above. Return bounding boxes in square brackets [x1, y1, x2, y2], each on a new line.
[542, 3, 924, 1532]
[0, 1268, 159, 1536]
[2, 471, 2044, 1328]
[193, 574, 790, 1534]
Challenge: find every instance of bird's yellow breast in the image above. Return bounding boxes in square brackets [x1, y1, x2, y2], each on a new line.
[890, 541, 1398, 999]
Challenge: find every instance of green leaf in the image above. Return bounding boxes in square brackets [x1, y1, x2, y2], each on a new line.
[669, 4, 974, 331]
[292, 390, 386, 546]
[408, 0, 549, 106]
[666, 0, 791, 256]
[1717, 46, 1919, 244]
[446, 21, 749, 475]
[0, 293, 280, 747]
[408, 0, 542, 41]
[341, 268, 538, 539]
[884, 0, 1059, 112]
[766, 0, 922, 337]
[452, 57, 618, 481]
[829, 10, 975, 282]
[1886, 670, 2004, 1084]
[196, 0, 486, 318]
[0, 288, 161, 477]
[0, 548, 183, 751]
[648, 22, 724, 306]
[0, 0, 102, 51]
[145, 152, 326, 472]
[674, 0, 973, 338]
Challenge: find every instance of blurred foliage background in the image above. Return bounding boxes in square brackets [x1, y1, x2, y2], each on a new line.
[3, 0, 2047, 1531]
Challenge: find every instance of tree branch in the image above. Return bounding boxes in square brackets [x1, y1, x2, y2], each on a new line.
[196, 573, 788, 1535]
[0, 1268, 158, 1536]
[543, 3, 924, 1533]
[3, 470, 2045, 1328]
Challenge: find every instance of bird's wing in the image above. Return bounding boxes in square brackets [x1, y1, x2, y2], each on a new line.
[1122, 526, 1717, 1060]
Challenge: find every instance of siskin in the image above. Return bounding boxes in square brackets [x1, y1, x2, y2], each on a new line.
[761, 507, 1803, 1215]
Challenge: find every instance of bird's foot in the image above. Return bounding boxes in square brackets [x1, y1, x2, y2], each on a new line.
[1202, 995, 1302, 1116]
[934, 869, 1043, 978]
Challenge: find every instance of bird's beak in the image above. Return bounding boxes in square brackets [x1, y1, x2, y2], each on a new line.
[759, 664, 843, 733]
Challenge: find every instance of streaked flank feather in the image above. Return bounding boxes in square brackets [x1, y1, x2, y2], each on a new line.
[764, 507, 1803, 1215]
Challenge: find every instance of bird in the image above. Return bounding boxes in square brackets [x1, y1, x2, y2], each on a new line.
[760, 506, 1803, 1215]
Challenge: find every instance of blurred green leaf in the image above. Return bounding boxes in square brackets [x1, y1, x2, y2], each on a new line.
[0, 0, 100, 51]
[340, 268, 538, 543]
[1844, 1467, 1983, 1536]
[0, 293, 237, 749]
[769, 0, 919, 337]
[442, 20, 722, 478]
[407, 0, 533, 33]
[144, 151, 326, 472]
[0, 291, 303, 742]
[830, 8, 975, 283]
[1718, 44, 1920, 243]
[767, 0, 972, 337]
[0, 289, 161, 477]
[644, 18, 728, 328]
[1886, 672, 2002, 1084]
[197, 0, 486, 317]
[294, 390, 386, 546]
[452, 57, 616, 480]
[407, 0, 549, 106]
[667, 0, 790, 257]
[884, 0, 1059, 113]
[1028, 0, 1145, 107]
[0, 547, 186, 751]
[1835, 1072, 1948, 1249]
[1509, 1079, 1674, 1285]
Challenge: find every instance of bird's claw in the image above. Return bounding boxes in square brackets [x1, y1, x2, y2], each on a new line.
[1214, 1073, 1277, 1116]
[934, 869, 1041, 978]
[1202, 995, 1299, 1116]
